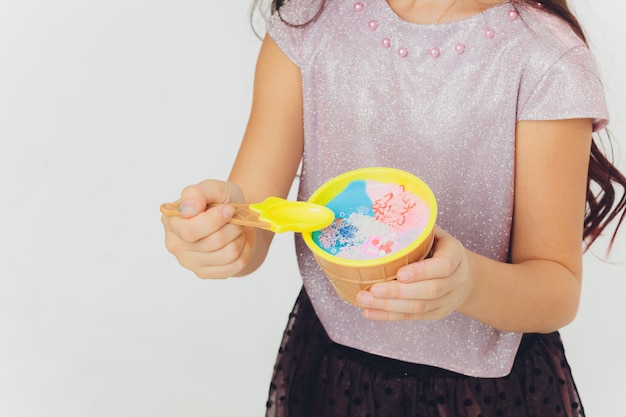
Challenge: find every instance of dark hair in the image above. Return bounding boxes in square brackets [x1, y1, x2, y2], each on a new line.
[251, 0, 626, 253]
[272, 0, 287, 12]
[250, 0, 322, 31]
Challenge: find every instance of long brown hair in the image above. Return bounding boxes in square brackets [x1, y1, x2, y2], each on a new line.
[252, 0, 626, 253]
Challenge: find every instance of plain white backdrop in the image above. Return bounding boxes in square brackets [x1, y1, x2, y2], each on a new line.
[0, 1, 624, 416]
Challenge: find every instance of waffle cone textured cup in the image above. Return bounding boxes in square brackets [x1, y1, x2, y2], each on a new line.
[302, 167, 437, 306]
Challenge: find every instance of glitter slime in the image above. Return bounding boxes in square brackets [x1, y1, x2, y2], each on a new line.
[312, 180, 430, 260]
[302, 167, 438, 305]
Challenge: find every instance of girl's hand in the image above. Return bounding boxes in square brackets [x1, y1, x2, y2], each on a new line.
[161, 180, 256, 279]
[355, 226, 473, 321]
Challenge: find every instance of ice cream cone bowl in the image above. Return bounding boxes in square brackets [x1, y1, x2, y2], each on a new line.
[302, 167, 437, 306]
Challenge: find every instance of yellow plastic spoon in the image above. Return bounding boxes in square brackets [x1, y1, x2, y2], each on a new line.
[160, 196, 335, 233]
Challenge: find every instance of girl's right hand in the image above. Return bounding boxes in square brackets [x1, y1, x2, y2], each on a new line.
[161, 180, 256, 279]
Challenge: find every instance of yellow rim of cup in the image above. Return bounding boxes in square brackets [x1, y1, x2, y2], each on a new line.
[302, 167, 438, 268]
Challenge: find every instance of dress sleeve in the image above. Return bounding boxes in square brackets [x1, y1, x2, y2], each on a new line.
[265, 0, 324, 68]
[517, 46, 609, 132]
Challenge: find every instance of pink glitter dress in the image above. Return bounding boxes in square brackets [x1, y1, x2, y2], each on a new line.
[263, 0, 608, 416]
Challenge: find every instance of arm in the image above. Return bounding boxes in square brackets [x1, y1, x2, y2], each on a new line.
[356, 118, 592, 333]
[459, 118, 591, 332]
[228, 34, 305, 276]
[162, 35, 304, 279]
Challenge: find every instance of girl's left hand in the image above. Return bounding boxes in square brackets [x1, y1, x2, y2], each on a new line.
[355, 226, 473, 321]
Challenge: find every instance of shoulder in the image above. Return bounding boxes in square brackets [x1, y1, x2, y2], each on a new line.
[265, 0, 343, 66]
[512, 3, 589, 58]
[507, 4, 603, 92]
[511, 4, 608, 130]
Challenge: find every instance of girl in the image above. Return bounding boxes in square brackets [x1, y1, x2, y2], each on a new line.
[162, 0, 626, 415]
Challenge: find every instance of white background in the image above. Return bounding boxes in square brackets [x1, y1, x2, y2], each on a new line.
[0, 1, 624, 416]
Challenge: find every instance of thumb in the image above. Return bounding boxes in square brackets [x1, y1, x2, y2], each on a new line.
[179, 180, 243, 219]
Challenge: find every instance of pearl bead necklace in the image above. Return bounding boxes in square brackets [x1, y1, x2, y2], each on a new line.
[353, 1, 524, 59]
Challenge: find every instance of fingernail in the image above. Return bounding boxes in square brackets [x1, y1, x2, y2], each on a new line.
[397, 269, 411, 281]
[371, 285, 386, 297]
[222, 205, 235, 219]
[180, 201, 197, 217]
[357, 291, 373, 306]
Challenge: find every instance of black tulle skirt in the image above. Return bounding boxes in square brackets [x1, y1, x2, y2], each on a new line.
[265, 288, 585, 417]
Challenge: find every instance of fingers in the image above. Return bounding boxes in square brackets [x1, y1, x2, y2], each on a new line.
[161, 179, 252, 279]
[359, 291, 457, 321]
[356, 277, 455, 319]
[170, 226, 252, 279]
[369, 272, 454, 300]
[163, 219, 252, 279]
[395, 226, 461, 283]
[396, 256, 456, 283]
[355, 225, 471, 321]
[163, 204, 235, 244]
[165, 218, 241, 255]
[162, 179, 241, 244]
[178, 180, 237, 219]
